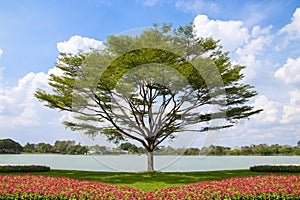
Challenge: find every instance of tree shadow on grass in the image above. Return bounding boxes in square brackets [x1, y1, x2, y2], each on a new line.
[29, 169, 293, 184]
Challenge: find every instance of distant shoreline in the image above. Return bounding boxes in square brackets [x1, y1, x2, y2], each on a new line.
[1, 152, 300, 156]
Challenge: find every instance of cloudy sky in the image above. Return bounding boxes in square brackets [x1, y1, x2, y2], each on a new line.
[0, 0, 300, 148]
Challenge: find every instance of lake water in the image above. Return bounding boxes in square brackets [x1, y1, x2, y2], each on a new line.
[0, 154, 299, 172]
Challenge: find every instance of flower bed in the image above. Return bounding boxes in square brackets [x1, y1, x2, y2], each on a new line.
[0, 175, 143, 200]
[0, 164, 50, 172]
[1, 174, 300, 199]
[150, 175, 300, 199]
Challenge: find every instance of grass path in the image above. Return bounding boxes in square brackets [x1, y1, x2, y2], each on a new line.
[3, 169, 300, 191]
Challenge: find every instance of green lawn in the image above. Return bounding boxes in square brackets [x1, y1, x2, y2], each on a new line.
[3, 169, 300, 192]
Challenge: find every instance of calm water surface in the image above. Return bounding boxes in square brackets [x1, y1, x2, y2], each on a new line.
[1, 154, 299, 172]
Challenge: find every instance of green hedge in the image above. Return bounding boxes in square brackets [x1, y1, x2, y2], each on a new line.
[0, 165, 50, 172]
[250, 165, 300, 172]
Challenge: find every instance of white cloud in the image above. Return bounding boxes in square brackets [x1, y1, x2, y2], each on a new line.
[0, 35, 108, 144]
[193, 15, 249, 52]
[221, 89, 300, 145]
[235, 35, 273, 61]
[279, 8, 300, 41]
[194, 15, 273, 80]
[57, 35, 105, 55]
[252, 95, 280, 124]
[0, 68, 3, 82]
[251, 25, 273, 38]
[0, 35, 109, 143]
[0, 48, 3, 58]
[190, 12, 300, 147]
[0, 55, 74, 129]
[0, 72, 49, 127]
[234, 27, 273, 80]
[274, 56, 300, 84]
[240, 26, 273, 56]
[142, 0, 160, 7]
[281, 90, 300, 124]
[234, 54, 261, 81]
[0, 64, 82, 144]
[176, 0, 218, 14]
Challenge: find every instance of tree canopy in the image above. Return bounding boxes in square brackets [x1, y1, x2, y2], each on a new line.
[35, 23, 262, 171]
[0, 138, 23, 154]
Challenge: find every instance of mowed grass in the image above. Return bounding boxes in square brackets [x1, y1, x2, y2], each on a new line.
[2, 169, 300, 192]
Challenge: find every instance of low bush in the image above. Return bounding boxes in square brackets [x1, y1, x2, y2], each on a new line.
[0, 164, 50, 172]
[250, 164, 300, 172]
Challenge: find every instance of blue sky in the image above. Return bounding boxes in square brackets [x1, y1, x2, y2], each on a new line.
[0, 0, 300, 148]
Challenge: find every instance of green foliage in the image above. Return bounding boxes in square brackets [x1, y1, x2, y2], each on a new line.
[119, 142, 136, 151]
[35, 23, 262, 171]
[250, 165, 300, 172]
[23, 143, 36, 153]
[0, 165, 50, 172]
[66, 144, 88, 155]
[0, 138, 23, 154]
[21, 140, 300, 156]
[207, 145, 231, 155]
[202, 143, 300, 156]
[22, 140, 88, 155]
[118, 142, 146, 154]
[54, 140, 76, 154]
[35, 142, 54, 153]
[183, 147, 200, 155]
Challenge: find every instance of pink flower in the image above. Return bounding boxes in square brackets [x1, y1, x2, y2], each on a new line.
[1, 174, 300, 199]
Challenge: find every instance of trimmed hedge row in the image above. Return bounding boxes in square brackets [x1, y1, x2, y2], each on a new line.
[0, 164, 50, 172]
[250, 165, 300, 172]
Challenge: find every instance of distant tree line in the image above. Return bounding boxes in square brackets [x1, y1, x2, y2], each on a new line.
[0, 139, 88, 155]
[201, 142, 300, 156]
[117, 142, 300, 156]
[23, 140, 88, 154]
[1, 138, 300, 156]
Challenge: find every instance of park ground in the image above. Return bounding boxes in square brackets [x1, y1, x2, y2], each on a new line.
[2, 169, 300, 192]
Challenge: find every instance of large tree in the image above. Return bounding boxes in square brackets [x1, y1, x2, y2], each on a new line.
[0, 138, 23, 154]
[35, 23, 262, 171]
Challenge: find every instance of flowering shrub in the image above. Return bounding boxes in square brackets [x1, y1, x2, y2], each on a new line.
[149, 175, 300, 199]
[1, 174, 300, 199]
[0, 175, 142, 200]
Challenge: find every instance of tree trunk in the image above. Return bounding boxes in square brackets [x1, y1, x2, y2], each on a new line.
[147, 151, 154, 172]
